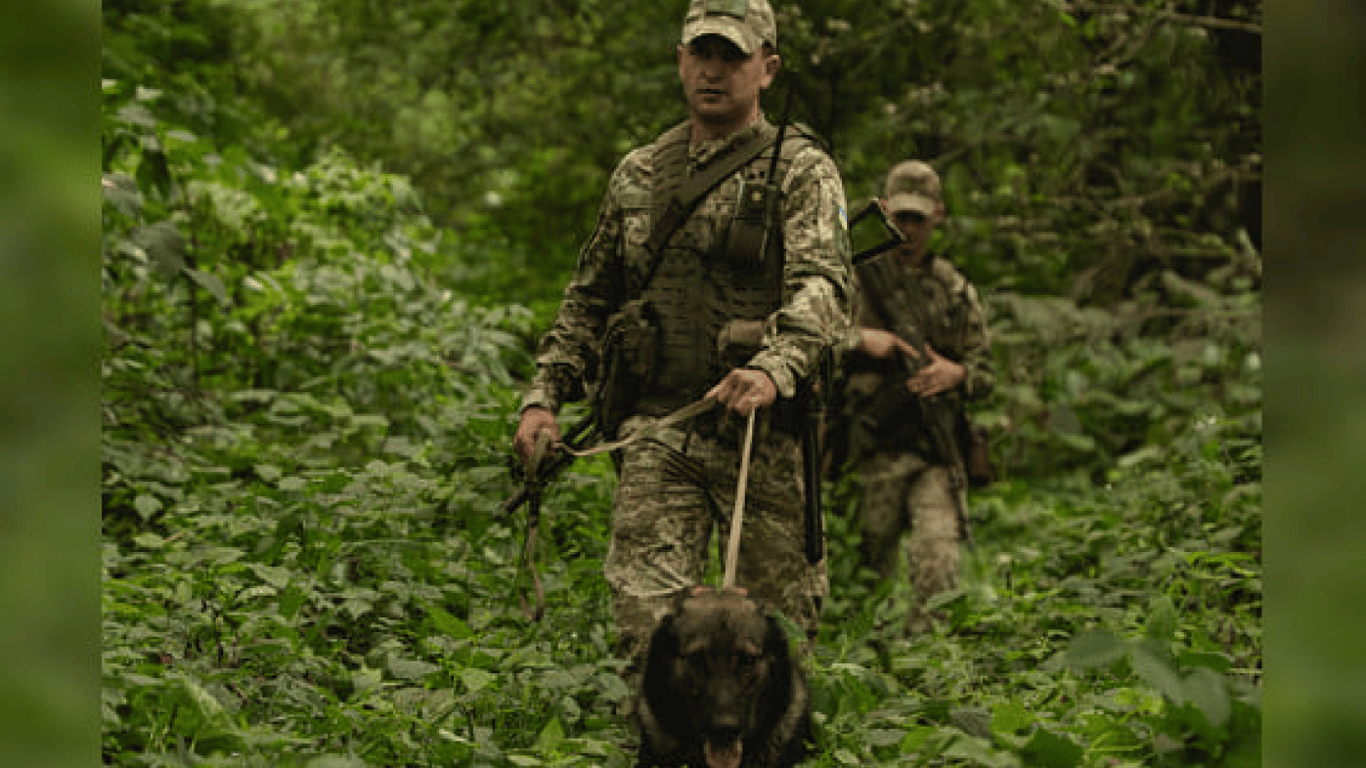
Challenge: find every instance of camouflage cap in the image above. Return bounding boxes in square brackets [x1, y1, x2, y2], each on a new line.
[681, 0, 778, 56]
[884, 160, 942, 216]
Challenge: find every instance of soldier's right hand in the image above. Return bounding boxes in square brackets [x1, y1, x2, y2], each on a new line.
[857, 328, 921, 361]
[514, 406, 561, 467]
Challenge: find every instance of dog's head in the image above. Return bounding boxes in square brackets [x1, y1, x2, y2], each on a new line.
[638, 587, 804, 768]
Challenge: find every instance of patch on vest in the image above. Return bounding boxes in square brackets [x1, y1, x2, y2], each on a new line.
[838, 204, 848, 230]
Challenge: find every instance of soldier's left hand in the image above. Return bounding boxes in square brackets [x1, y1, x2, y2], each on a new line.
[707, 368, 777, 416]
[906, 346, 965, 398]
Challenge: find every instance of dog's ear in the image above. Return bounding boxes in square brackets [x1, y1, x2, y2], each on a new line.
[640, 612, 694, 743]
[758, 613, 796, 715]
[641, 614, 680, 701]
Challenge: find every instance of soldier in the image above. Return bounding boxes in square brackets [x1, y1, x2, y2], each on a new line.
[842, 160, 994, 634]
[513, 0, 853, 669]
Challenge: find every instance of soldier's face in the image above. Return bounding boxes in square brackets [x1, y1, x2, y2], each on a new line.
[678, 35, 779, 130]
[890, 206, 944, 265]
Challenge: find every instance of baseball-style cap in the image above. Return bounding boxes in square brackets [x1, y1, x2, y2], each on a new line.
[884, 160, 942, 216]
[681, 0, 778, 56]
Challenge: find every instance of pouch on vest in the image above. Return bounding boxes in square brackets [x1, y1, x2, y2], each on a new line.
[723, 177, 777, 273]
[715, 318, 766, 371]
[594, 298, 661, 438]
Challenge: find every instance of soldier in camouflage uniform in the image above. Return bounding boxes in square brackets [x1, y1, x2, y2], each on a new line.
[842, 160, 993, 634]
[513, 0, 853, 665]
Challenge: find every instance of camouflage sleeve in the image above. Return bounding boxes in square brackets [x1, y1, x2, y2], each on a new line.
[520, 152, 642, 413]
[956, 281, 994, 401]
[746, 145, 855, 398]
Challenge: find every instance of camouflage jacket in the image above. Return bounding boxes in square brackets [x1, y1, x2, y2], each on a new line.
[843, 252, 993, 455]
[521, 117, 854, 414]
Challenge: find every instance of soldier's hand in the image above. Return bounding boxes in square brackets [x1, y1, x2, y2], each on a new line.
[857, 328, 921, 361]
[906, 346, 965, 398]
[707, 368, 777, 416]
[514, 406, 561, 467]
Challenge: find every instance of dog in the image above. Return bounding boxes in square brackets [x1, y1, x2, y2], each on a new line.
[635, 587, 812, 768]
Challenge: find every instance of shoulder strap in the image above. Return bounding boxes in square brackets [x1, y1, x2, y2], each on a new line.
[642, 122, 780, 274]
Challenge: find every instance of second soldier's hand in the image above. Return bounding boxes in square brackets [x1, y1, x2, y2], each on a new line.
[906, 346, 964, 398]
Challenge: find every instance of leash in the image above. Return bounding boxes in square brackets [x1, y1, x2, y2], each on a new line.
[722, 409, 757, 591]
[560, 396, 719, 458]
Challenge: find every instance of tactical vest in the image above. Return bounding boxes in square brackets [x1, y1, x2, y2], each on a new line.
[634, 119, 817, 414]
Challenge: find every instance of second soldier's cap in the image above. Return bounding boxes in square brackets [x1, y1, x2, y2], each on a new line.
[884, 160, 942, 217]
[681, 0, 778, 56]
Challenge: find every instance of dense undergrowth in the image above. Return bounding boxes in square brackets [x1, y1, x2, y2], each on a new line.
[102, 4, 1260, 766]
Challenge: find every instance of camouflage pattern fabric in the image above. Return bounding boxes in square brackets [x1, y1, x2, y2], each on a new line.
[856, 453, 961, 632]
[605, 411, 827, 662]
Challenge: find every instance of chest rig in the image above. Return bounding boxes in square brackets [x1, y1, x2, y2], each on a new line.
[629, 120, 814, 413]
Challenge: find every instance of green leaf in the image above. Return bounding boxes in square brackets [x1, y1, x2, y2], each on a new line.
[832, 748, 860, 765]
[1142, 594, 1178, 642]
[131, 532, 165, 549]
[534, 716, 564, 753]
[1129, 642, 1185, 704]
[426, 605, 474, 638]
[115, 102, 158, 129]
[130, 220, 186, 278]
[132, 493, 163, 520]
[102, 172, 143, 218]
[1020, 727, 1084, 768]
[387, 657, 440, 680]
[304, 757, 369, 768]
[184, 267, 230, 306]
[1183, 667, 1231, 728]
[951, 706, 993, 739]
[1060, 630, 1127, 670]
[991, 699, 1036, 735]
[461, 668, 497, 695]
[864, 728, 905, 747]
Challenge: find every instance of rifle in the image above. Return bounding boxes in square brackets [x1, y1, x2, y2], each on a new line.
[849, 197, 907, 265]
[760, 86, 828, 566]
[500, 413, 597, 516]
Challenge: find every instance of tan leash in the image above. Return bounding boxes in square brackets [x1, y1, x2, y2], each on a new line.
[558, 396, 718, 458]
[722, 409, 757, 591]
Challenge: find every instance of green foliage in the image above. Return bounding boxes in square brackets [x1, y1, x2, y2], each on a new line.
[102, 1, 1259, 765]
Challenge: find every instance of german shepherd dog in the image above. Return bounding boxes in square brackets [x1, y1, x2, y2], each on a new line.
[635, 587, 811, 768]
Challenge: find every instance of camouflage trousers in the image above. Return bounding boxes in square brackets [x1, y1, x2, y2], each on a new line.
[604, 411, 828, 663]
[857, 451, 964, 629]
